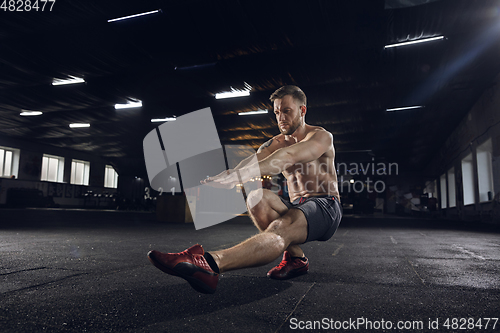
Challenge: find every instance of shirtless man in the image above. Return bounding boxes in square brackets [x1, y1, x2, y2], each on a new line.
[148, 85, 342, 294]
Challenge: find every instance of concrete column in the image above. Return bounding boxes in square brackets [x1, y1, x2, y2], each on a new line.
[471, 142, 481, 213]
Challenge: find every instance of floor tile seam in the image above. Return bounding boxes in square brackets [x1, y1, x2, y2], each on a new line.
[1, 272, 89, 295]
[0, 266, 87, 276]
[274, 282, 316, 333]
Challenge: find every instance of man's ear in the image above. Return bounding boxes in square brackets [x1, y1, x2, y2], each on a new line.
[300, 105, 307, 117]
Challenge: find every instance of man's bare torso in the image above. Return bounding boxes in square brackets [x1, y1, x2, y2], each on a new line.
[269, 125, 340, 202]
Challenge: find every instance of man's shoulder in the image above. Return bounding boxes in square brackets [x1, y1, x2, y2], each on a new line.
[305, 126, 333, 139]
[257, 134, 286, 153]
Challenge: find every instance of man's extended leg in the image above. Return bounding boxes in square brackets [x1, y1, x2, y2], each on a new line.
[208, 208, 308, 273]
[148, 208, 308, 293]
[247, 189, 305, 258]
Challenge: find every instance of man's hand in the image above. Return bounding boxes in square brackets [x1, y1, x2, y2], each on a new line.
[216, 169, 244, 189]
[201, 169, 233, 185]
[201, 169, 248, 190]
[200, 169, 240, 189]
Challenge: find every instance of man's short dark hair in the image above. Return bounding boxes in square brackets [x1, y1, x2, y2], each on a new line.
[269, 85, 307, 107]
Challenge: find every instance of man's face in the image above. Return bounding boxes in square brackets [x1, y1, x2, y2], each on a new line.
[274, 95, 303, 135]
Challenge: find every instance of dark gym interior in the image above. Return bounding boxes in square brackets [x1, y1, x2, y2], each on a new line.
[1, 0, 499, 332]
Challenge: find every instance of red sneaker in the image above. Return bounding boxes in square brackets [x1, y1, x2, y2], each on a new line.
[267, 251, 309, 280]
[148, 244, 218, 294]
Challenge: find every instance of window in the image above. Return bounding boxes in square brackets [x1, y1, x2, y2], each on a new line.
[461, 153, 475, 206]
[0, 146, 20, 178]
[71, 159, 90, 185]
[104, 165, 118, 188]
[41, 154, 64, 182]
[447, 167, 456, 208]
[440, 173, 447, 209]
[0, 148, 12, 177]
[477, 139, 494, 202]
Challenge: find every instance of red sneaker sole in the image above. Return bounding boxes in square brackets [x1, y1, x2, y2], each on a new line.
[268, 266, 309, 280]
[148, 253, 217, 294]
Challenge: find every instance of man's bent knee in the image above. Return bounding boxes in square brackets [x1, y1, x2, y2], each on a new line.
[265, 219, 282, 233]
[246, 188, 265, 211]
[265, 218, 294, 237]
[265, 212, 307, 245]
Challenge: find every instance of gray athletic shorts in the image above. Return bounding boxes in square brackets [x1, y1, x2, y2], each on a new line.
[280, 195, 342, 243]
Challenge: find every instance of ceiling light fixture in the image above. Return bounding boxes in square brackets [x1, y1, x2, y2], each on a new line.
[238, 110, 268, 116]
[20, 110, 43, 116]
[216, 82, 252, 99]
[69, 123, 90, 128]
[107, 9, 161, 23]
[384, 36, 444, 49]
[151, 117, 176, 123]
[52, 76, 85, 86]
[386, 105, 424, 112]
[115, 100, 142, 109]
[215, 90, 250, 99]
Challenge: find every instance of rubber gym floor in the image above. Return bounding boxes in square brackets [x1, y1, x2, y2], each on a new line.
[1, 209, 499, 333]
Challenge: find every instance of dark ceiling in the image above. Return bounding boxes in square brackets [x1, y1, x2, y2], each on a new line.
[1, 0, 499, 178]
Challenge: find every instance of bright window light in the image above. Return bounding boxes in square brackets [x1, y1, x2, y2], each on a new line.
[71, 159, 90, 186]
[41, 154, 64, 182]
[69, 123, 90, 128]
[386, 105, 424, 112]
[238, 110, 268, 116]
[115, 100, 142, 109]
[0, 148, 12, 177]
[0, 146, 19, 178]
[52, 76, 85, 86]
[440, 173, 447, 208]
[20, 110, 43, 116]
[477, 139, 494, 202]
[384, 36, 444, 49]
[151, 117, 176, 122]
[108, 10, 161, 23]
[461, 153, 475, 206]
[104, 165, 119, 188]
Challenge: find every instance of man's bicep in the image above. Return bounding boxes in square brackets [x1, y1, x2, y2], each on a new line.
[257, 138, 274, 153]
[256, 138, 278, 160]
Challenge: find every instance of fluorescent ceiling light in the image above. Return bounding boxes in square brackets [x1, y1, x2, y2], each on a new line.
[151, 117, 176, 122]
[115, 100, 142, 109]
[69, 123, 90, 128]
[52, 76, 85, 86]
[108, 10, 160, 23]
[215, 90, 250, 99]
[20, 110, 43, 116]
[238, 110, 268, 116]
[384, 36, 444, 49]
[386, 105, 424, 112]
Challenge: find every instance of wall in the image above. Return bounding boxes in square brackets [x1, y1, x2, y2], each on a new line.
[0, 135, 117, 208]
[425, 72, 500, 223]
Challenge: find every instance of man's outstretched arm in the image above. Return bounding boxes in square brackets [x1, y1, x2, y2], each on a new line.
[202, 137, 279, 184]
[257, 130, 332, 175]
[216, 130, 332, 186]
[232, 138, 276, 170]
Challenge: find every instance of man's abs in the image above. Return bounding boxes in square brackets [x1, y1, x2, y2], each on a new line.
[284, 159, 339, 201]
